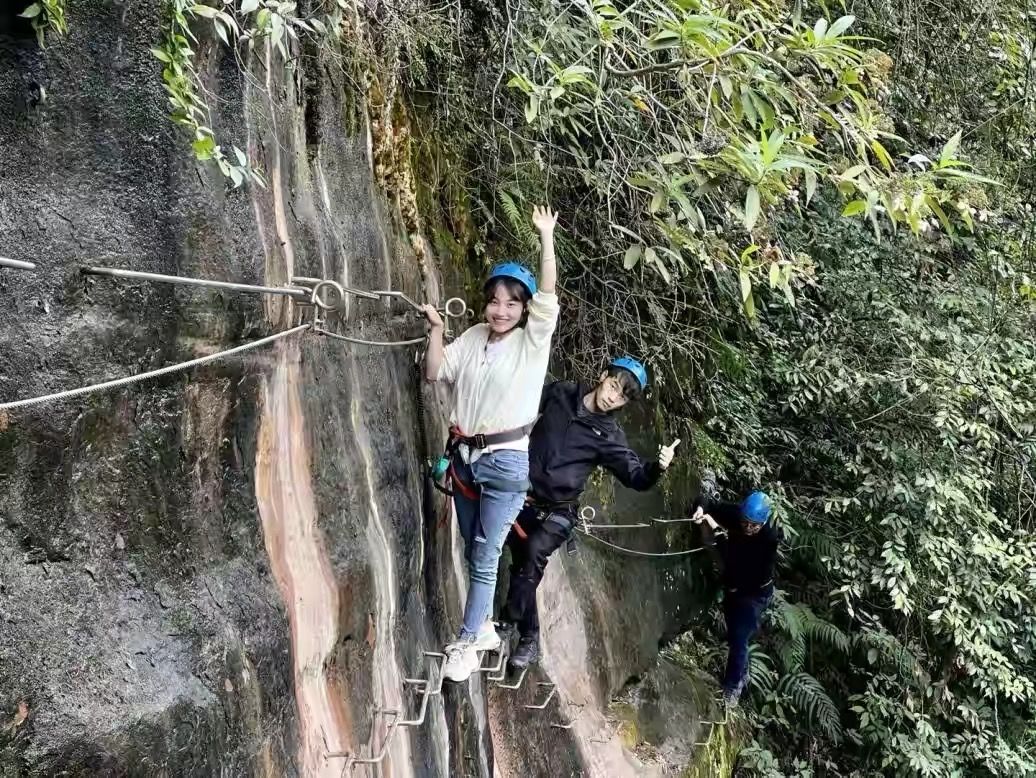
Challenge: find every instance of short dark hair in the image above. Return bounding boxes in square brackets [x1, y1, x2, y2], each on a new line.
[604, 365, 643, 402]
[483, 277, 532, 326]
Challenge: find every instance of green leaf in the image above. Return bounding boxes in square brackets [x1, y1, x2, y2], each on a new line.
[739, 267, 752, 302]
[658, 152, 685, 165]
[813, 17, 828, 39]
[151, 48, 172, 63]
[870, 139, 893, 172]
[623, 244, 643, 270]
[558, 65, 594, 85]
[213, 17, 230, 46]
[939, 130, 962, 167]
[233, 146, 248, 167]
[19, 3, 42, 19]
[506, 73, 534, 94]
[241, 0, 261, 12]
[828, 15, 856, 37]
[744, 185, 761, 231]
[804, 170, 818, 205]
[925, 196, 953, 234]
[649, 190, 666, 214]
[840, 164, 867, 180]
[769, 262, 780, 288]
[646, 29, 681, 50]
[842, 200, 867, 217]
[190, 5, 220, 19]
[192, 135, 217, 159]
[524, 95, 539, 124]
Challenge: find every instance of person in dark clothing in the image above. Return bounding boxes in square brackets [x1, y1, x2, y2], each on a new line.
[500, 357, 680, 669]
[692, 491, 780, 706]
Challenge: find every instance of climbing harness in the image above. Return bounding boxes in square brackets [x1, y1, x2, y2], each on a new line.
[429, 423, 536, 501]
[575, 506, 726, 558]
[1, 265, 469, 410]
[0, 257, 36, 271]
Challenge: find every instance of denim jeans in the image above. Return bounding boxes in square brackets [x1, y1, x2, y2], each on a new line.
[452, 449, 529, 639]
[722, 585, 774, 696]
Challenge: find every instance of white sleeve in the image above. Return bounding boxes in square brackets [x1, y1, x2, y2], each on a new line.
[437, 326, 477, 384]
[523, 291, 560, 350]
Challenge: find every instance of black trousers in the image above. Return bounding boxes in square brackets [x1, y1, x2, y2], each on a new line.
[502, 505, 573, 638]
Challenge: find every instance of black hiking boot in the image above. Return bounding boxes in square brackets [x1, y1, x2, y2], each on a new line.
[495, 621, 517, 651]
[508, 633, 540, 669]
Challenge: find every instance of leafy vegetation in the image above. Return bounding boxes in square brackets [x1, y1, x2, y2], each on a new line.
[150, 0, 339, 186]
[18, 0, 67, 48]
[349, 0, 1036, 773]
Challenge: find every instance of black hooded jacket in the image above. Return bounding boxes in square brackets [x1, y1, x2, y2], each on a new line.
[692, 496, 781, 594]
[528, 381, 660, 508]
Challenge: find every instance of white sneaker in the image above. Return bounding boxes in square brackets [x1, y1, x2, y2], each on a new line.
[473, 621, 502, 652]
[443, 637, 480, 682]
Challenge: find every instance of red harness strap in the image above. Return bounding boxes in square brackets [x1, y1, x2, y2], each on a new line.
[447, 460, 480, 501]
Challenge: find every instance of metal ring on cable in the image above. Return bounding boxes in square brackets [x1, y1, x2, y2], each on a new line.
[310, 279, 346, 311]
[580, 506, 596, 524]
[444, 297, 468, 318]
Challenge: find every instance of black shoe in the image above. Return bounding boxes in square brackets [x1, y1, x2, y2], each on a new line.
[508, 634, 541, 669]
[496, 621, 517, 649]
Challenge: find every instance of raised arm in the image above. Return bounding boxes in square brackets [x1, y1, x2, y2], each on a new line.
[532, 205, 558, 294]
[420, 304, 445, 382]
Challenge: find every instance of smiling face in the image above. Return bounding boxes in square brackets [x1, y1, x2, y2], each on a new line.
[483, 278, 529, 336]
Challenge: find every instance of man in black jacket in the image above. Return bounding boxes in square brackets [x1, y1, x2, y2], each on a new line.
[692, 491, 780, 706]
[500, 357, 679, 669]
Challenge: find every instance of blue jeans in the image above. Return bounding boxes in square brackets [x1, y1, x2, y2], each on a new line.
[452, 450, 529, 639]
[722, 586, 773, 696]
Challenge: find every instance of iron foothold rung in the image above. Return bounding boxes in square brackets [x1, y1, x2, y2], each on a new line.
[524, 682, 557, 710]
[496, 666, 529, 690]
[0, 257, 36, 271]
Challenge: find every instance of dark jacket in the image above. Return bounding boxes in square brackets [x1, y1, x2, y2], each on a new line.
[528, 380, 660, 508]
[693, 496, 781, 594]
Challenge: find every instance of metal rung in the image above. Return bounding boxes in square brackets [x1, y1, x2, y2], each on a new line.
[479, 646, 508, 680]
[327, 711, 401, 767]
[1, 257, 36, 271]
[496, 666, 529, 690]
[524, 682, 557, 710]
[550, 706, 584, 730]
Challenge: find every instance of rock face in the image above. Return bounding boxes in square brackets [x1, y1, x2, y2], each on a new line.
[0, 3, 709, 776]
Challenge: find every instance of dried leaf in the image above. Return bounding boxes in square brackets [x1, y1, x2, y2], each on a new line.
[13, 701, 28, 729]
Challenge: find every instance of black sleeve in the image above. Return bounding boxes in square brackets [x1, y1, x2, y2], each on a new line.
[538, 379, 563, 414]
[760, 526, 781, 580]
[597, 427, 661, 491]
[695, 498, 742, 531]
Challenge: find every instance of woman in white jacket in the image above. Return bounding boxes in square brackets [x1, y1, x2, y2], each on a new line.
[421, 205, 560, 682]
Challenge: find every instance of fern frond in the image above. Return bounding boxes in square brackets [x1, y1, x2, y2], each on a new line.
[855, 627, 928, 686]
[747, 646, 778, 695]
[498, 188, 537, 250]
[777, 671, 843, 743]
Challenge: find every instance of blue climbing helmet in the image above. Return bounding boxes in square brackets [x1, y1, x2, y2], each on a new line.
[609, 356, 648, 391]
[741, 491, 772, 524]
[486, 262, 537, 297]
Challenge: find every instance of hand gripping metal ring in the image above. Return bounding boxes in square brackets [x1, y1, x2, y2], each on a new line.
[310, 280, 346, 311]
